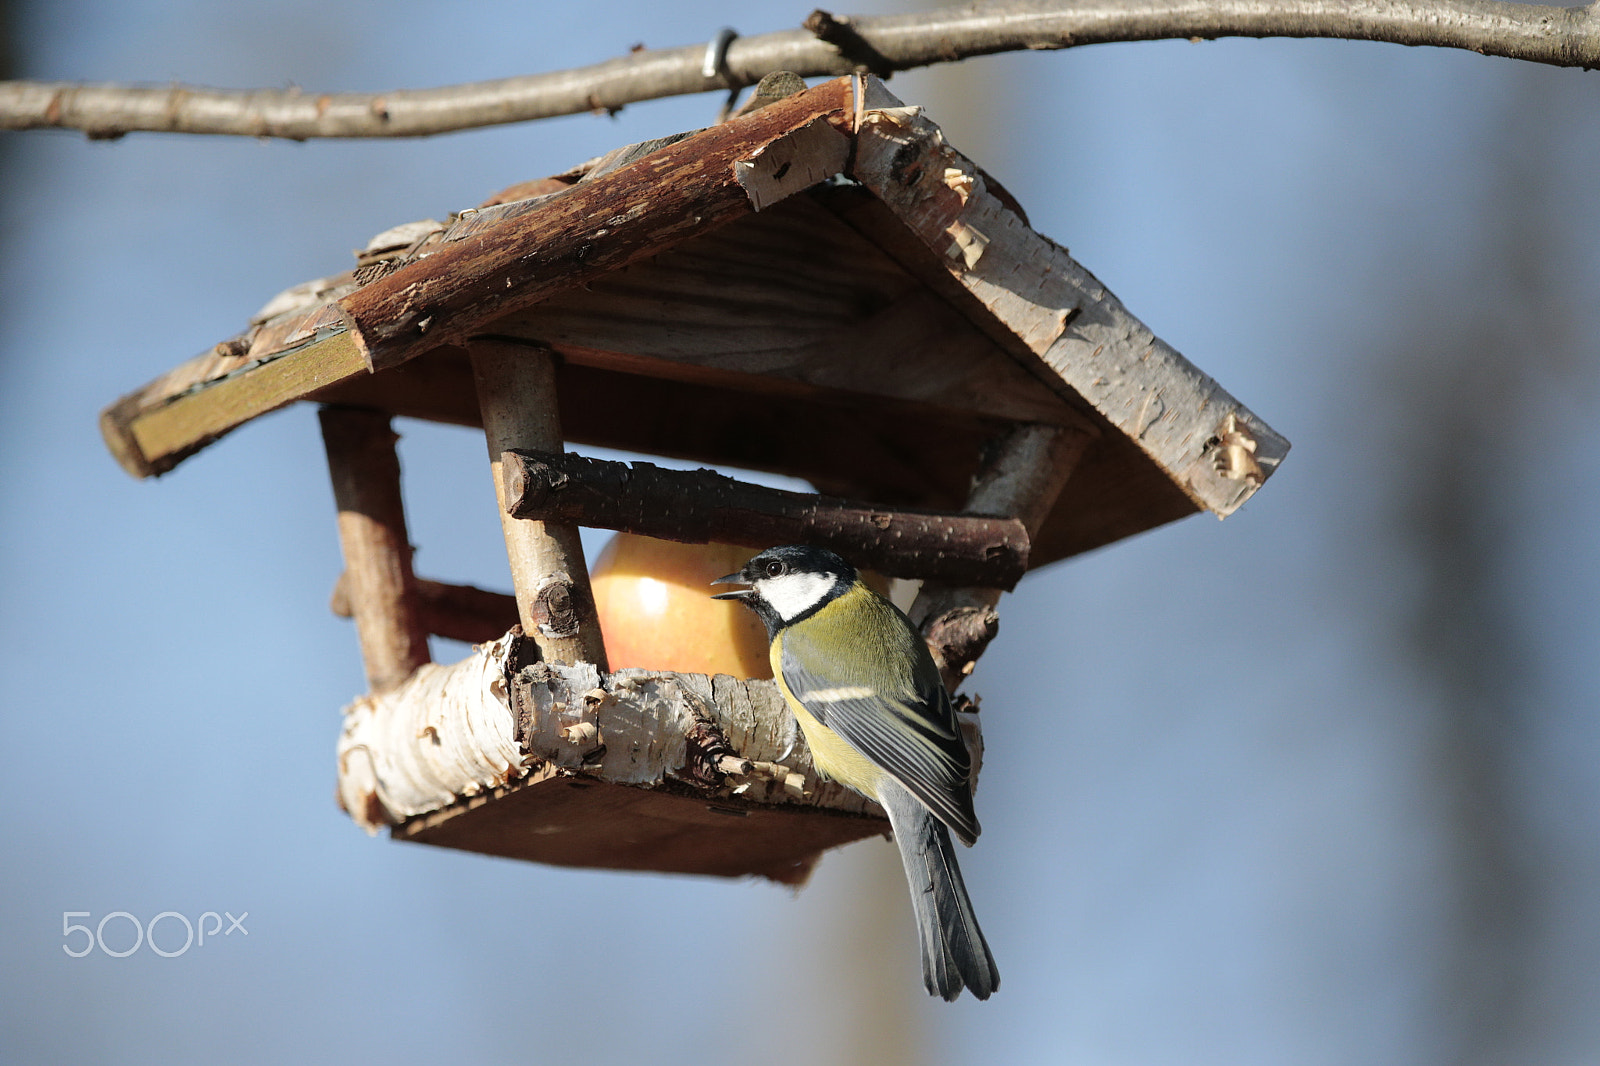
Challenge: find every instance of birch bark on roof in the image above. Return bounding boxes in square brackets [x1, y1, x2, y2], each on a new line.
[334, 79, 854, 374]
[845, 78, 1288, 518]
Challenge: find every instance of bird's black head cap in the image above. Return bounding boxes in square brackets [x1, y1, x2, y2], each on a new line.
[710, 544, 858, 634]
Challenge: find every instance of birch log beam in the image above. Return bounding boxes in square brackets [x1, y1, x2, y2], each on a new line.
[500, 448, 1031, 588]
[911, 423, 1094, 690]
[469, 340, 608, 669]
[335, 633, 940, 881]
[318, 406, 432, 693]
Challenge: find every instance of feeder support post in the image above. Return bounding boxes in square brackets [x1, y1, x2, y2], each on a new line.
[318, 405, 432, 693]
[469, 339, 608, 669]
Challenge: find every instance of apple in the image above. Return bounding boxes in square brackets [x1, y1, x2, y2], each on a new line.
[590, 535, 774, 679]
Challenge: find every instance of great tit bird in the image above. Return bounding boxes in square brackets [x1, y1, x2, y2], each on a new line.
[712, 545, 999, 1001]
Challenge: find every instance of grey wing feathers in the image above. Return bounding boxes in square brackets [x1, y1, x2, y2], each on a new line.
[780, 627, 981, 845]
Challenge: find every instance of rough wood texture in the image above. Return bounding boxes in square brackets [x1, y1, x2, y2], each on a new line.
[398, 777, 876, 884]
[470, 340, 607, 669]
[102, 328, 367, 478]
[846, 75, 1288, 519]
[336, 633, 988, 881]
[314, 350, 1005, 512]
[488, 193, 1079, 429]
[99, 75, 1288, 570]
[500, 447, 1031, 589]
[318, 406, 431, 692]
[332, 572, 518, 647]
[102, 189, 1083, 492]
[912, 422, 1094, 690]
[336, 78, 853, 373]
[95, 85, 855, 479]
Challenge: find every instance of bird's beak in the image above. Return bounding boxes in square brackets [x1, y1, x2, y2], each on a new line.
[710, 570, 752, 600]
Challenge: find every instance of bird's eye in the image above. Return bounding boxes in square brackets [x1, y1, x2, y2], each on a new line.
[764, 560, 787, 578]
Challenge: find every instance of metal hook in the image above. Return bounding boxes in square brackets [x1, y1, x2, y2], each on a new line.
[702, 26, 738, 81]
[704, 26, 744, 121]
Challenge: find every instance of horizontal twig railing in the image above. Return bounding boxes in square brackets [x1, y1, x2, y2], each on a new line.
[499, 448, 1032, 589]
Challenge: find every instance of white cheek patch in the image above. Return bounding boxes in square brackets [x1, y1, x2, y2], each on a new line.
[759, 571, 837, 622]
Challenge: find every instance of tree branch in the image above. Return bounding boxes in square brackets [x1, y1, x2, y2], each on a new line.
[4, 0, 1595, 141]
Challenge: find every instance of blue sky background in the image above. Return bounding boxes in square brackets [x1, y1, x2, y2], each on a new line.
[2, 3, 1598, 1064]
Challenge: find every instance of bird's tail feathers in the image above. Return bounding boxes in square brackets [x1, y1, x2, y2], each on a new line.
[880, 780, 999, 1001]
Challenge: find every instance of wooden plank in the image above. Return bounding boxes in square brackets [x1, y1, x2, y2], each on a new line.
[114, 328, 368, 476]
[313, 352, 999, 510]
[489, 191, 1079, 428]
[100, 337, 253, 478]
[397, 775, 884, 884]
[846, 75, 1289, 518]
[336, 78, 856, 372]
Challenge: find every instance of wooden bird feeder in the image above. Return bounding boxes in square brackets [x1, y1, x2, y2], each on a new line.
[100, 75, 1288, 884]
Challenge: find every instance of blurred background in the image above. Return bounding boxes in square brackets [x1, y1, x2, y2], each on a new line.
[2, 2, 1598, 1063]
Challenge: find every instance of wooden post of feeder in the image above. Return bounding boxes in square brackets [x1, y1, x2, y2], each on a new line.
[468, 339, 608, 669]
[911, 422, 1094, 691]
[318, 405, 432, 693]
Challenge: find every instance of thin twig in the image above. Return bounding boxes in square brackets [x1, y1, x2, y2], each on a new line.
[2, 0, 1596, 140]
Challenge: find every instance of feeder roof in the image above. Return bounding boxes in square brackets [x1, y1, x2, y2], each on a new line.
[100, 74, 1287, 567]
